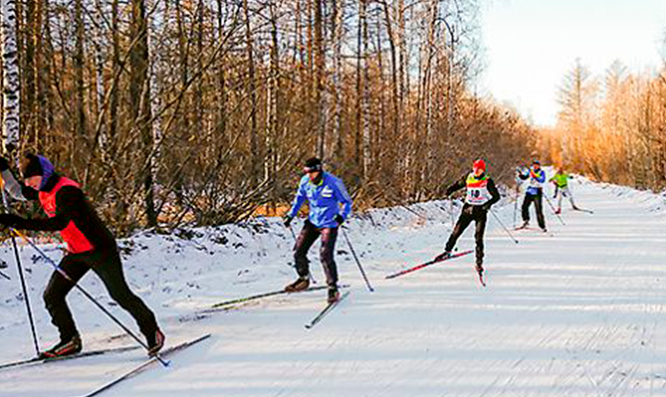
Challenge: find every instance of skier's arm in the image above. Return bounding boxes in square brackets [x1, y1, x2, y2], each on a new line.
[333, 178, 353, 221]
[0, 187, 80, 231]
[485, 179, 501, 207]
[286, 178, 307, 219]
[444, 175, 466, 196]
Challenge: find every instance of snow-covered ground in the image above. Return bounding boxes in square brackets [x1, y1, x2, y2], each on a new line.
[2, 175, 666, 396]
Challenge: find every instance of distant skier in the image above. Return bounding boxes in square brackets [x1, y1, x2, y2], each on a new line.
[437, 159, 500, 277]
[550, 167, 579, 214]
[517, 160, 547, 232]
[0, 154, 164, 358]
[283, 158, 352, 303]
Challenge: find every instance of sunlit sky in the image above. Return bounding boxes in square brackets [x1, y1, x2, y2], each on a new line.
[479, 0, 666, 127]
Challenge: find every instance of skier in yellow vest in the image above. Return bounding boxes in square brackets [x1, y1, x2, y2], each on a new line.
[437, 159, 500, 276]
[550, 167, 579, 214]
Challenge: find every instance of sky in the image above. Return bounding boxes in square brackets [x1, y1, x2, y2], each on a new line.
[478, 0, 666, 127]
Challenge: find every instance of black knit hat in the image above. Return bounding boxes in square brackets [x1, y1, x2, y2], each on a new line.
[21, 154, 43, 179]
[303, 157, 323, 172]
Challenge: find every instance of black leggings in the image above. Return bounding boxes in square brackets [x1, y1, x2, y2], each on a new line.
[521, 191, 546, 229]
[43, 249, 158, 341]
[445, 204, 487, 265]
[293, 220, 339, 287]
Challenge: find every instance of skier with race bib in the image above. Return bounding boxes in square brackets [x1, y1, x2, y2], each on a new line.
[517, 160, 547, 232]
[550, 167, 579, 214]
[282, 158, 353, 303]
[437, 159, 500, 277]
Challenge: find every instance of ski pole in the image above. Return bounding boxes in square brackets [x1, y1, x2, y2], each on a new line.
[0, 269, 9, 280]
[489, 209, 519, 244]
[0, 179, 40, 356]
[513, 183, 520, 229]
[9, 228, 170, 367]
[340, 227, 374, 292]
[544, 195, 566, 225]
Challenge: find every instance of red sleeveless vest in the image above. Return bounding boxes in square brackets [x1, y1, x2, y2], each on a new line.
[38, 177, 94, 253]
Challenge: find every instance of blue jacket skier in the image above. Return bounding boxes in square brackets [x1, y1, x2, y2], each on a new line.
[283, 158, 352, 303]
[517, 160, 547, 231]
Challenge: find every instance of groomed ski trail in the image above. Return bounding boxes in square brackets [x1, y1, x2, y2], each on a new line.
[3, 177, 666, 396]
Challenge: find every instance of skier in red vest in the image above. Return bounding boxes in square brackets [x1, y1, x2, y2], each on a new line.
[0, 154, 164, 358]
[437, 159, 500, 276]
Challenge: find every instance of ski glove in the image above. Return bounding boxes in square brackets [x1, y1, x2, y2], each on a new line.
[0, 157, 8, 172]
[283, 215, 293, 228]
[335, 214, 344, 226]
[481, 203, 492, 212]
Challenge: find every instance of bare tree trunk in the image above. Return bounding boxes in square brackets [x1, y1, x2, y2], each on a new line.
[195, 0, 204, 135]
[355, 0, 368, 181]
[331, 0, 344, 161]
[215, 0, 227, 148]
[74, 0, 87, 152]
[314, 0, 326, 158]
[265, 1, 280, 201]
[130, 0, 157, 226]
[361, 0, 371, 180]
[242, 0, 258, 183]
[23, 0, 35, 148]
[1, 0, 20, 150]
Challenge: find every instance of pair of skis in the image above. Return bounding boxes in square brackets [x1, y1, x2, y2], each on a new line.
[0, 334, 210, 396]
[385, 249, 485, 286]
[80, 334, 211, 397]
[208, 284, 351, 329]
[0, 345, 141, 371]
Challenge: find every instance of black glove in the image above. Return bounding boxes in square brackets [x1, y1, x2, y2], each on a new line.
[463, 206, 474, 216]
[0, 213, 20, 228]
[0, 157, 9, 172]
[481, 203, 492, 212]
[334, 214, 344, 226]
[283, 215, 293, 228]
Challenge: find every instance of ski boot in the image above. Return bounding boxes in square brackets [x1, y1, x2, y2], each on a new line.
[517, 221, 529, 230]
[39, 335, 82, 359]
[327, 285, 340, 304]
[146, 328, 166, 356]
[285, 276, 310, 292]
[434, 251, 452, 262]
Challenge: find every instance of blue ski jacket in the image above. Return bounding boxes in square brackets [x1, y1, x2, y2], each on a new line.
[287, 172, 353, 229]
[519, 168, 546, 196]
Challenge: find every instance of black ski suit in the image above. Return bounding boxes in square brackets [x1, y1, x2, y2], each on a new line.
[444, 173, 500, 266]
[0, 170, 159, 342]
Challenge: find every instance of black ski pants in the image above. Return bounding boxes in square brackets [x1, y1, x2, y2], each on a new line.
[445, 204, 487, 266]
[293, 220, 339, 287]
[43, 248, 158, 342]
[521, 190, 546, 229]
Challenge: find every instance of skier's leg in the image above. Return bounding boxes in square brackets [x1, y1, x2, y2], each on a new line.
[293, 220, 320, 278]
[474, 209, 488, 268]
[521, 194, 533, 223]
[445, 206, 474, 252]
[557, 188, 563, 211]
[91, 250, 159, 338]
[534, 192, 546, 229]
[319, 227, 339, 287]
[43, 254, 91, 342]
